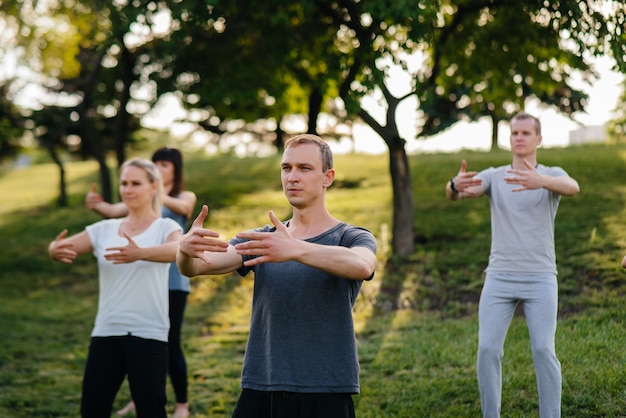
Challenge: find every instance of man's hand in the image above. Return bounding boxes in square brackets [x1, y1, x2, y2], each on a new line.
[452, 160, 482, 196]
[178, 205, 229, 265]
[505, 160, 544, 192]
[234, 211, 297, 266]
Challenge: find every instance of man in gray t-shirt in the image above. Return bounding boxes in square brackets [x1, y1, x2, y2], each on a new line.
[445, 112, 580, 418]
[177, 134, 377, 418]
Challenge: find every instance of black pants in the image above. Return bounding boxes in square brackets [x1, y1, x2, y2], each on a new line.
[80, 335, 168, 418]
[169, 290, 189, 404]
[232, 389, 356, 418]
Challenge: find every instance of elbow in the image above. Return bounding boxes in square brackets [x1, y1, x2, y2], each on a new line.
[176, 252, 196, 277]
[567, 178, 580, 196]
[355, 259, 377, 280]
[566, 183, 580, 197]
[177, 262, 195, 277]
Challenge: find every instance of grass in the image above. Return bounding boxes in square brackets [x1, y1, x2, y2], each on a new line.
[2, 143, 626, 417]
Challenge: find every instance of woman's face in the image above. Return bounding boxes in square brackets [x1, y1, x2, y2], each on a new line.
[155, 160, 174, 186]
[119, 165, 156, 209]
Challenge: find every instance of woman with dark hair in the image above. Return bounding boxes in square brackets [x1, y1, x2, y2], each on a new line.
[86, 148, 197, 418]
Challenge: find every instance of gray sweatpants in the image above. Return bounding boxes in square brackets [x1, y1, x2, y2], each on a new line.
[477, 273, 561, 418]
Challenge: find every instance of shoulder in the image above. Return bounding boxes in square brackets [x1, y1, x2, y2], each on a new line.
[87, 218, 121, 231]
[335, 223, 377, 250]
[478, 165, 505, 176]
[537, 164, 568, 177]
[85, 218, 121, 241]
[156, 217, 183, 232]
[178, 190, 197, 200]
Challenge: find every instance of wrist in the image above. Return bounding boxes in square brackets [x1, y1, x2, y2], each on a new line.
[450, 177, 459, 194]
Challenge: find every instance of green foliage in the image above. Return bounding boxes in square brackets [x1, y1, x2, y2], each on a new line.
[2, 144, 626, 416]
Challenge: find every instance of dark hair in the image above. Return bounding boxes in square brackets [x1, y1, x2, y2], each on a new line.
[151, 147, 184, 196]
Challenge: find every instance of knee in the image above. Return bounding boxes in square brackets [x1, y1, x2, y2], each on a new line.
[532, 343, 557, 362]
[477, 344, 503, 362]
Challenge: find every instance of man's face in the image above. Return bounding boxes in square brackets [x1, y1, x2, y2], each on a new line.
[280, 143, 333, 208]
[510, 118, 542, 156]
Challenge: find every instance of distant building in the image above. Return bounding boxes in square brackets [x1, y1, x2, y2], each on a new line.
[568, 124, 607, 145]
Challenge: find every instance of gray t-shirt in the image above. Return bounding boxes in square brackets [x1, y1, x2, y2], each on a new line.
[230, 222, 377, 394]
[479, 164, 567, 275]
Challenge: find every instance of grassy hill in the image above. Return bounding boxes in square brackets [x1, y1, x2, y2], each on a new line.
[1, 144, 626, 417]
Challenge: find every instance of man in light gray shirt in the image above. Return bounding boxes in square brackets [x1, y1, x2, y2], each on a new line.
[445, 112, 580, 418]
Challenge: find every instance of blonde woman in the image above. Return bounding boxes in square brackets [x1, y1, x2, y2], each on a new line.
[49, 158, 182, 418]
[86, 148, 196, 418]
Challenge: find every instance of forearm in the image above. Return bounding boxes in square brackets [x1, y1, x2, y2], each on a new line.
[176, 245, 242, 276]
[542, 175, 580, 196]
[139, 242, 179, 262]
[163, 194, 193, 217]
[90, 201, 128, 218]
[292, 242, 376, 280]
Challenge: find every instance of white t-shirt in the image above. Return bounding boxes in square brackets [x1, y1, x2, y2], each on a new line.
[86, 218, 181, 342]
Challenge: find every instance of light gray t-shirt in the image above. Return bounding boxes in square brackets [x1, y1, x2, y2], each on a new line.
[230, 222, 377, 394]
[479, 164, 567, 275]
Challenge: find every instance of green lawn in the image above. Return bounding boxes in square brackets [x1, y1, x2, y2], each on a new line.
[1, 144, 626, 417]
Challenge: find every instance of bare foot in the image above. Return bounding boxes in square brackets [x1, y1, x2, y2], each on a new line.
[116, 401, 136, 417]
[172, 402, 190, 418]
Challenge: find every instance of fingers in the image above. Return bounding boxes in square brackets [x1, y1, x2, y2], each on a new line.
[523, 159, 536, 170]
[268, 210, 285, 231]
[191, 205, 209, 229]
[49, 233, 77, 264]
[55, 229, 69, 241]
[122, 232, 136, 246]
[459, 159, 467, 174]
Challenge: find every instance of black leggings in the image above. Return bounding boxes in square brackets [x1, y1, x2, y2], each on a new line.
[168, 290, 189, 404]
[81, 336, 168, 418]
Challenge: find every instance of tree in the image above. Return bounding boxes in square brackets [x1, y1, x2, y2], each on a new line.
[0, 83, 25, 161]
[420, 3, 594, 150]
[136, 0, 626, 258]
[1, 1, 157, 203]
[313, 0, 626, 256]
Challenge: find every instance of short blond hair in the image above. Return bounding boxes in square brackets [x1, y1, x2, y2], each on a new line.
[284, 134, 333, 172]
[511, 112, 541, 135]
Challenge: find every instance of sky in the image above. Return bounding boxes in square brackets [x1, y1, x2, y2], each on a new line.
[342, 55, 624, 155]
[145, 54, 624, 157]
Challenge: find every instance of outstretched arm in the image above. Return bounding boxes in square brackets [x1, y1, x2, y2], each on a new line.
[104, 230, 182, 264]
[445, 160, 484, 201]
[234, 211, 377, 280]
[85, 183, 128, 218]
[163, 190, 197, 219]
[48, 229, 93, 264]
[505, 160, 580, 196]
[176, 205, 242, 276]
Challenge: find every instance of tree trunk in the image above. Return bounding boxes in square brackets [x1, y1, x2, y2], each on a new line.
[490, 113, 501, 151]
[388, 139, 415, 256]
[114, 41, 134, 168]
[307, 88, 322, 135]
[45, 143, 67, 207]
